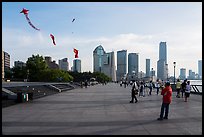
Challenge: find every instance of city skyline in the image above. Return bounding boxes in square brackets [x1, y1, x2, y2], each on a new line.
[2, 2, 202, 77]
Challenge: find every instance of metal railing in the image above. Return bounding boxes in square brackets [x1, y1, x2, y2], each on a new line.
[171, 84, 202, 95]
[191, 85, 202, 95]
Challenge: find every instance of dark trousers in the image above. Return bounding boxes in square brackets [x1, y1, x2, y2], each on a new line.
[176, 88, 181, 97]
[159, 103, 170, 119]
[130, 95, 137, 103]
[149, 87, 152, 95]
[181, 89, 185, 97]
[156, 87, 159, 95]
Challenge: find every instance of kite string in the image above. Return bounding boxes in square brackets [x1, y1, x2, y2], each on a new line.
[25, 14, 40, 31]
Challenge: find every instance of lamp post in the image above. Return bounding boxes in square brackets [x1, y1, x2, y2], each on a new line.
[173, 62, 176, 84]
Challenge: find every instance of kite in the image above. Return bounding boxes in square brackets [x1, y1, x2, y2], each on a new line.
[72, 18, 75, 22]
[20, 8, 40, 31]
[50, 34, 56, 45]
[73, 48, 78, 58]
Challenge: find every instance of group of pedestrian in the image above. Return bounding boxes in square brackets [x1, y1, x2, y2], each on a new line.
[176, 79, 191, 102]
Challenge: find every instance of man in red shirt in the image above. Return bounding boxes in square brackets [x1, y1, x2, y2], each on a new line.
[157, 82, 172, 120]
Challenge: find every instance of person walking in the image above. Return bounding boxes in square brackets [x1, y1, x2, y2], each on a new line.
[149, 80, 153, 95]
[84, 80, 88, 88]
[156, 79, 160, 95]
[176, 79, 182, 98]
[139, 81, 145, 97]
[130, 80, 138, 103]
[157, 82, 172, 120]
[184, 81, 191, 102]
[181, 79, 187, 98]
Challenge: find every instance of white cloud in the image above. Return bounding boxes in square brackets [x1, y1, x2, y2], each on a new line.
[3, 27, 201, 77]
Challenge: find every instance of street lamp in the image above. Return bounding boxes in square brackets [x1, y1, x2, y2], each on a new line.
[173, 62, 176, 84]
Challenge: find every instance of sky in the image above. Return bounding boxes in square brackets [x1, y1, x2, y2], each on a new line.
[2, 2, 202, 77]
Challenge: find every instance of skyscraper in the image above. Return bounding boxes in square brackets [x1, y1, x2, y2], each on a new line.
[93, 45, 116, 81]
[159, 42, 167, 63]
[180, 68, 186, 80]
[59, 58, 69, 71]
[117, 50, 127, 81]
[73, 59, 81, 73]
[157, 42, 168, 80]
[102, 51, 116, 81]
[128, 53, 139, 77]
[93, 45, 105, 73]
[146, 59, 150, 77]
[198, 60, 202, 79]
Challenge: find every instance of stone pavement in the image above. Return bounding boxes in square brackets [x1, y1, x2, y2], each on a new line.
[2, 83, 202, 135]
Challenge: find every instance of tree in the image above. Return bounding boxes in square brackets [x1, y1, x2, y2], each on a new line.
[26, 54, 48, 81]
[11, 66, 27, 80]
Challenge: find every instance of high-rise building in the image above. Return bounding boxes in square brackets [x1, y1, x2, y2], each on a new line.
[146, 59, 150, 77]
[188, 69, 196, 80]
[59, 58, 69, 71]
[3, 51, 10, 71]
[159, 42, 167, 63]
[102, 51, 116, 81]
[157, 42, 168, 80]
[198, 60, 202, 79]
[73, 59, 81, 73]
[180, 68, 186, 80]
[45, 56, 59, 69]
[117, 50, 127, 81]
[188, 69, 193, 79]
[93, 45, 105, 73]
[93, 45, 116, 81]
[14, 61, 26, 68]
[128, 53, 139, 77]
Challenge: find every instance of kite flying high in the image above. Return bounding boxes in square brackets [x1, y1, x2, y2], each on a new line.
[73, 48, 78, 58]
[20, 8, 40, 31]
[72, 18, 75, 22]
[50, 34, 56, 45]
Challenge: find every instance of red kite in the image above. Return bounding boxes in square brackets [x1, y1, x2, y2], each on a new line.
[50, 34, 56, 45]
[73, 48, 78, 58]
[20, 8, 40, 31]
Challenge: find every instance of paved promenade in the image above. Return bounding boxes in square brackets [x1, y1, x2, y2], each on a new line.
[2, 83, 202, 135]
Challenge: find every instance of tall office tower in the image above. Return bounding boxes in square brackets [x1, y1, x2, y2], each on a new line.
[93, 45, 106, 73]
[146, 59, 150, 77]
[2, 51, 4, 80]
[198, 60, 202, 79]
[117, 50, 127, 81]
[3, 51, 10, 71]
[157, 42, 168, 80]
[102, 51, 116, 81]
[128, 53, 139, 77]
[73, 59, 81, 73]
[93, 45, 116, 81]
[180, 68, 186, 80]
[188, 69, 193, 79]
[159, 42, 167, 63]
[14, 61, 26, 68]
[59, 58, 69, 71]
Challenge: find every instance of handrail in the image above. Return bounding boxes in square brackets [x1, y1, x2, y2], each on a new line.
[190, 85, 202, 95]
